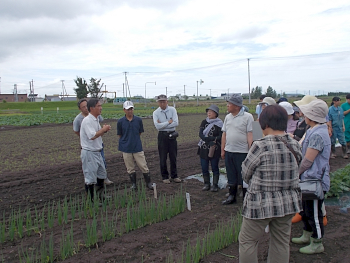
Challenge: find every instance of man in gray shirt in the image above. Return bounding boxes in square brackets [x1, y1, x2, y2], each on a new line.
[221, 94, 253, 205]
[73, 99, 113, 185]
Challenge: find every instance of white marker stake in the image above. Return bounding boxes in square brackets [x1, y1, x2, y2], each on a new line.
[41, 107, 43, 114]
[153, 183, 157, 199]
[57, 107, 59, 113]
[265, 225, 269, 233]
[186, 192, 191, 211]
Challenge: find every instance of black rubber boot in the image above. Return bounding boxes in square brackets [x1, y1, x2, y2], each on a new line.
[242, 188, 247, 200]
[95, 178, 105, 202]
[210, 173, 219, 192]
[202, 173, 211, 191]
[331, 145, 336, 158]
[347, 142, 350, 154]
[222, 184, 237, 205]
[85, 184, 94, 202]
[143, 173, 154, 190]
[342, 145, 348, 159]
[129, 172, 137, 190]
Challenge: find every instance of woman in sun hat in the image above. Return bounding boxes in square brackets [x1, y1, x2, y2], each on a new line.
[279, 101, 298, 134]
[328, 96, 348, 159]
[197, 104, 223, 192]
[291, 99, 331, 255]
[256, 97, 276, 120]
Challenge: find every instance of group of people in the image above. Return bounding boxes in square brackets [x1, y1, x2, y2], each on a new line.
[73, 92, 346, 262]
[73, 95, 181, 201]
[197, 93, 347, 262]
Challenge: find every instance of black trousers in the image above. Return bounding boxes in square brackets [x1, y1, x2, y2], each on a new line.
[302, 198, 324, 239]
[158, 132, 177, 179]
[225, 152, 247, 185]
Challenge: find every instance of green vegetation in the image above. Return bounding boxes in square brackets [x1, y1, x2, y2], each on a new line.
[326, 163, 350, 198]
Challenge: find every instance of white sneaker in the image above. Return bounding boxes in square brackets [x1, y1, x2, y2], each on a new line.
[104, 178, 113, 185]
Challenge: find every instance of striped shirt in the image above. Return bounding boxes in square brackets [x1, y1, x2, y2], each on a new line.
[241, 134, 302, 219]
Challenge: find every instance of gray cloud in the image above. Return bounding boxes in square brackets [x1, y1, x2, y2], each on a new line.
[218, 26, 268, 42]
[0, 0, 189, 20]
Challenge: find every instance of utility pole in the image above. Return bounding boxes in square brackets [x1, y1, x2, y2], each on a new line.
[247, 58, 251, 104]
[122, 83, 125, 98]
[14, 84, 18, 102]
[196, 79, 204, 106]
[184, 85, 186, 96]
[209, 89, 211, 98]
[166, 87, 167, 97]
[61, 80, 67, 98]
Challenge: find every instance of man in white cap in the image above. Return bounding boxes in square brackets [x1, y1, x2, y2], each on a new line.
[153, 94, 181, 183]
[117, 101, 153, 190]
[221, 94, 253, 205]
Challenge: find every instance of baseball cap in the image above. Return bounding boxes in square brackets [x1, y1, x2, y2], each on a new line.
[156, 94, 168, 101]
[259, 97, 276, 105]
[123, 101, 134, 109]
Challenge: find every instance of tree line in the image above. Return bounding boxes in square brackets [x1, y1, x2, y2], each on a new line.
[250, 86, 285, 99]
[74, 77, 103, 99]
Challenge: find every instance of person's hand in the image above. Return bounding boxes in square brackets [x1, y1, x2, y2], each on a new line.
[343, 126, 346, 132]
[168, 119, 173, 124]
[221, 150, 225, 159]
[287, 133, 294, 138]
[103, 125, 111, 132]
[157, 119, 161, 123]
[328, 126, 332, 137]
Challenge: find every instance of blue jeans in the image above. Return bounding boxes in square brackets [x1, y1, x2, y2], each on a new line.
[225, 151, 247, 185]
[200, 157, 220, 175]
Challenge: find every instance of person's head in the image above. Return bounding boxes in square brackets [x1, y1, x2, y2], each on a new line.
[292, 106, 300, 120]
[299, 99, 328, 125]
[226, 94, 243, 114]
[279, 101, 294, 117]
[331, 96, 341, 107]
[346, 94, 350, 104]
[157, 94, 168, 110]
[259, 95, 266, 101]
[259, 105, 288, 134]
[259, 97, 276, 111]
[206, 104, 219, 119]
[77, 99, 88, 115]
[277, 97, 288, 104]
[123, 101, 134, 117]
[87, 98, 102, 117]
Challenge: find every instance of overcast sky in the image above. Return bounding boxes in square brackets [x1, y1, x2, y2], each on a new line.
[1, 0, 350, 99]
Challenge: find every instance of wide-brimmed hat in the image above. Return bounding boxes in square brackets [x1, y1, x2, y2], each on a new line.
[279, 101, 294, 115]
[206, 104, 219, 116]
[293, 95, 317, 107]
[259, 97, 276, 105]
[227, 94, 243, 107]
[156, 94, 168, 101]
[123, 101, 134, 109]
[299, 99, 328, 123]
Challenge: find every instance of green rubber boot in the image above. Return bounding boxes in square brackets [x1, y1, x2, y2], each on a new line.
[291, 230, 312, 244]
[299, 237, 324, 254]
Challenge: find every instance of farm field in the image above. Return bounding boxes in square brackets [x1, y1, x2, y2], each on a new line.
[0, 113, 350, 262]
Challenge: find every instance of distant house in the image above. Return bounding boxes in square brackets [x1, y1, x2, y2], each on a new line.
[219, 93, 241, 100]
[61, 96, 77, 101]
[45, 94, 61, 101]
[0, 93, 28, 102]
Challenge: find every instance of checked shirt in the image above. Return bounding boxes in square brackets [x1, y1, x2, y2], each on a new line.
[242, 134, 302, 219]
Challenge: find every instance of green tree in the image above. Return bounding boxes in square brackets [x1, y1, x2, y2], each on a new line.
[266, 86, 277, 98]
[251, 86, 262, 99]
[73, 77, 89, 99]
[88, 78, 103, 98]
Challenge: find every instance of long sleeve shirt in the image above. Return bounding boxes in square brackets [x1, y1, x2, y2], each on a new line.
[153, 106, 179, 131]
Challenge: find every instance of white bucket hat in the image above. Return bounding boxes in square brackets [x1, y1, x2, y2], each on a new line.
[299, 99, 328, 123]
[294, 95, 317, 107]
[279, 101, 294, 115]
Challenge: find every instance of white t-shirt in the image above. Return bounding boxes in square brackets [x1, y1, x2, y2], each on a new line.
[222, 110, 253, 153]
[80, 114, 103, 151]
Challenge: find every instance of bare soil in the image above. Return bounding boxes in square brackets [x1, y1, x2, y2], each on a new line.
[0, 118, 349, 263]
